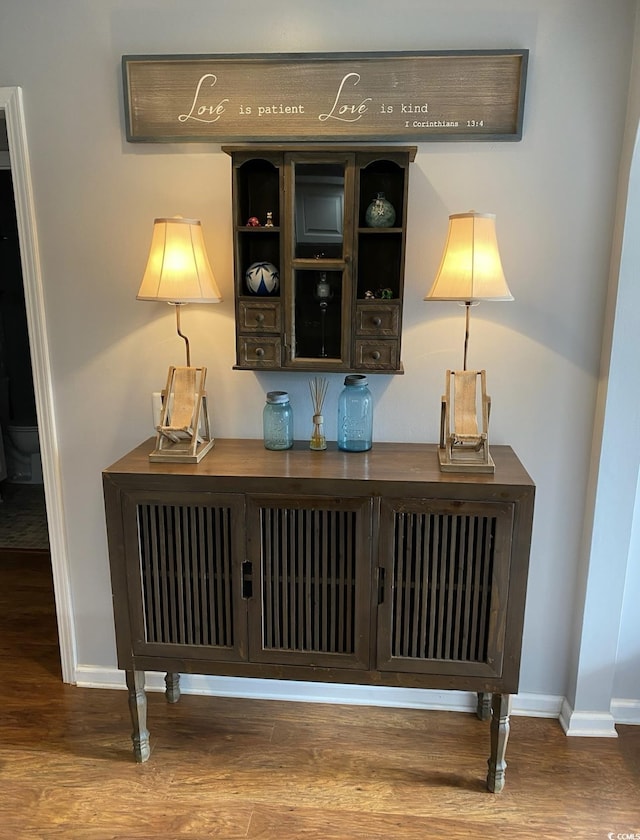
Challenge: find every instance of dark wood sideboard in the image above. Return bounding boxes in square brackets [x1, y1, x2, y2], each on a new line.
[103, 439, 534, 792]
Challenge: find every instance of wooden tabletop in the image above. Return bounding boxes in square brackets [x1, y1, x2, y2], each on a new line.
[104, 439, 534, 493]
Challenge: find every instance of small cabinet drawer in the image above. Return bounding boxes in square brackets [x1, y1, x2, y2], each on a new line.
[237, 336, 282, 368]
[354, 339, 399, 370]
[355, 304, 400, 337]
[238, 301, 281, 333]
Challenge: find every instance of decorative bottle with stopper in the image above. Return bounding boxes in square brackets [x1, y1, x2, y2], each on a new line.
[365, 192, 396, 228]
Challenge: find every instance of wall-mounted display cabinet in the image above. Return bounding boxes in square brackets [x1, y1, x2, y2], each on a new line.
[223, 145, 416, 373]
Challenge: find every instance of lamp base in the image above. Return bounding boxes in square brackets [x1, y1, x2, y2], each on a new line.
[437, 446, 495, 474]
[149, 365, 215, 464]
[149, 437, 215, 464]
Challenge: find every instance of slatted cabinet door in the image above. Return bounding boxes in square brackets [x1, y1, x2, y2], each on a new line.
[121, 491, 249, 664]
[245, 495, 373, 669]
[376, 498, 515, 679]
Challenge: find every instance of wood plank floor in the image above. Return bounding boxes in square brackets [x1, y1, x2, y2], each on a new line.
[1, 549, 639, 839]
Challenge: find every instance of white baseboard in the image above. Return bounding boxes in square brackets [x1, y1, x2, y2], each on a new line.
[74, 665, 564, 719]
[610, 697, 640, 725]
[509, 691, 564, 718]
[559, 697, 618, 737]
[73, 666, 640, 733]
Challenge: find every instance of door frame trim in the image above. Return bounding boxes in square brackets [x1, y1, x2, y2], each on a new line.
[0, 86, 77, 682]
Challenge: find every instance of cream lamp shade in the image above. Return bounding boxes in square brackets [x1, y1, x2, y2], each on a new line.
[425, 212, 513, 302]
[137, 217, 222, 303]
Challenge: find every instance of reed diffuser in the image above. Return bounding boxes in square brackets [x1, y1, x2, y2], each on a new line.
[308, 376, 328, 450]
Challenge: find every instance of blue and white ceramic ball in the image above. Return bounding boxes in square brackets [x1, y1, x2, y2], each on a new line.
[245, 261, 279, 295]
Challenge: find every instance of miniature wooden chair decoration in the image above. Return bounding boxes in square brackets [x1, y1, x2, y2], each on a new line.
[439, 369, 494, 473]
[150, 366, 215, 463]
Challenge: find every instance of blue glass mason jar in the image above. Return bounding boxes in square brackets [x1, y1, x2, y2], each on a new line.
[337, 375, 373, 452]
[263, 391, 294, 450]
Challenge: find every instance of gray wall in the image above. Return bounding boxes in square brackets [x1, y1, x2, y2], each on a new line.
[0, 0, 638, 715]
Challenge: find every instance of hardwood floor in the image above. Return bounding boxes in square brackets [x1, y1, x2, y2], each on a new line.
[1, 549, 639, 839]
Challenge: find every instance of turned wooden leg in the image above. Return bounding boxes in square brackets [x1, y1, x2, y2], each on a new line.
[476, 691, 492, 721]
[125, 670, 150, 763]
[486, 692, 511, 793]
[165, 672, 181, 704]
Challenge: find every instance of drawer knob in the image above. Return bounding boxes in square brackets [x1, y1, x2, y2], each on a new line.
[371, 350, 381, 361]
[372, 317, 382, 327]
[255, 347, 265, 358]
[255, 313, 265, 323]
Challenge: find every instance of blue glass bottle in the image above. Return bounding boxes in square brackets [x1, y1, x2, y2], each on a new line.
[337, 375, 373, 452]
[263, 391, 293, 450]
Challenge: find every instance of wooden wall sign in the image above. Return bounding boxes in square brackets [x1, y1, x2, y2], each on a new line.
[123, 50, 528, 144]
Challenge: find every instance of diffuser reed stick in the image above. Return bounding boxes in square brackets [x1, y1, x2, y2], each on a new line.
[309, 376, 328, 450]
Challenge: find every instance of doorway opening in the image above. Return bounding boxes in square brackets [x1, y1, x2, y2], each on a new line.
[0, 167, 49, 551]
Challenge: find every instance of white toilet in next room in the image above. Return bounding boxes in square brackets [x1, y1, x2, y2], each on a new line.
[5, 423, 42, 484]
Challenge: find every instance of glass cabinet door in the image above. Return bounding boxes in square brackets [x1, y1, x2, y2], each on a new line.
[285, 153, 355, 369]
[292, 267, 344, 361]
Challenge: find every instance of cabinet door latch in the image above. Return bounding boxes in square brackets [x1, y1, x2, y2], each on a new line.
[377, 567, 386, 605]
[242, 561, 253, 599]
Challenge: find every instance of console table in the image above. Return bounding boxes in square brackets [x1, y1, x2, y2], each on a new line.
[103, 439, 534, 792]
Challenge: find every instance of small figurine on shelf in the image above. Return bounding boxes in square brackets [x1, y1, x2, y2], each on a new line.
[376, 287, 393, 300]
[309, 376, 328, 451]
[265, 211, 274, 227]
[364, 290, 375, 299]
[246, 216, 261, 227]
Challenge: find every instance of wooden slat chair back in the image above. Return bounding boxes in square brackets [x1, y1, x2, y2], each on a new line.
[453, 371, 482, 442]
[159, 366, 200, 443]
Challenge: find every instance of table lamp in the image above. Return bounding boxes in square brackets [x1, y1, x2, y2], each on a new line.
[425, 211, 513, 473]
[137, 216, 222, 463]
